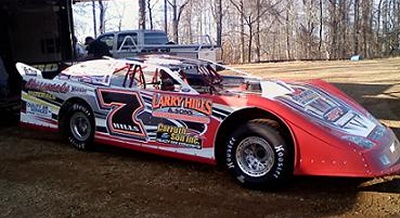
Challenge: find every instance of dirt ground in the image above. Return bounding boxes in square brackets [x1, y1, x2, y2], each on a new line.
[1, 58, 400, 218]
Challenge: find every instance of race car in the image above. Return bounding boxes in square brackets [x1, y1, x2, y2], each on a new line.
[16, 55, 400, 188]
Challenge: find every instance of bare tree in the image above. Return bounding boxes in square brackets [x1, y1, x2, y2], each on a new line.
[318, 0, 323, 58]
[230, 0, 284, 62]
[285, 0, 292, 60]
[71, 0, 400, 63]
[139, 0, 146, 29]
[216, 0, 223, 47]
[168, 0, 190, 43]
[353, 0, 360, 55]
[164, 0, 168, 32]
[92, 0, 97, 37]
[147, 0, 154, 29]
[99, 0, 105, 34]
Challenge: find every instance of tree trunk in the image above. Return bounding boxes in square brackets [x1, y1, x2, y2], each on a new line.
[353, 0, 359, 55]
[139, 0, 146, 29]
[339, 0, 347, 58]
[147, 0, 154, 30]
[164, 0, 168, 33]
[376, 0, 383, 56]
[240, 0, 245, 63]
[92, 0, 97, 37]
[318, 0, 323, 59]
[330, 0, 337, 59]
[172, 0, 178, 42]
[255, 0, 261, 62]
[99, 0, 105, 34]
[382, 0, 389, 56]
[248, 22, 253, 63]
[216, 0, 222, 47]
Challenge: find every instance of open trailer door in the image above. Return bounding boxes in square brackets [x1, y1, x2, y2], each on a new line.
[0, 0, 74, 98]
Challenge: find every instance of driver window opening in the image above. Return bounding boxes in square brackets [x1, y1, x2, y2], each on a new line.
[111, 64, 183, 92]
[110, 64, 146, 89]
[151, 68, 181, 92]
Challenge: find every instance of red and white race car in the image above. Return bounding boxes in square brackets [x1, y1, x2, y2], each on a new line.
[16, 55, 400, 187]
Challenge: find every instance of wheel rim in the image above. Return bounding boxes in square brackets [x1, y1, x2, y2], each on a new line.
[236, 136, 275, 177]
[70, 112, 91, 141]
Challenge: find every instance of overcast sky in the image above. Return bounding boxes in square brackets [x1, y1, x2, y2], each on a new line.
[72, 0, 164, 42]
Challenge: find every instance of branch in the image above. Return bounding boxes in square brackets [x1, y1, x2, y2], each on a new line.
[177, 0, 190, 23]
[229, 0, 251, 25]
[167, 0, 173, 7]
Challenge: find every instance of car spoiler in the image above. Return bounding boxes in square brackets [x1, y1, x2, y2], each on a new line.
[16, 63, 43, 79]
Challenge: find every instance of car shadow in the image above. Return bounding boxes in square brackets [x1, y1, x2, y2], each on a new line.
[358, 177, 400, 193]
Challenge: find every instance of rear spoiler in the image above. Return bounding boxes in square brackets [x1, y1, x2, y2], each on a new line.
[16, 63, 43, 79]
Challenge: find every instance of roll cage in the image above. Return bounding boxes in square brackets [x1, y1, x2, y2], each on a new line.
[109, 56, 229, 94]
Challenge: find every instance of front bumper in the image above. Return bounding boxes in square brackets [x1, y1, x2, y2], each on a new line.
[363, 128, 400, 177]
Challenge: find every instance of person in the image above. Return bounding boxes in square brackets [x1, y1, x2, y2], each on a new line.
[84, 36, 112, 59]
[73, 36, 86, 59]
[159, 69, 175, 91]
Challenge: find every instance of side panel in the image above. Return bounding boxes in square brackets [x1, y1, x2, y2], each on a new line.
[17, 63, 94, 130]
[92, 89, 238, 162]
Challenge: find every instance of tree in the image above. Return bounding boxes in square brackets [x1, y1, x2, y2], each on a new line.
[230, 0, 284, 62]
[92, 0, 97, 37]
[139, 0, 146, 29]
[99, 0, 105, 34]
[168, 0, 190, 43]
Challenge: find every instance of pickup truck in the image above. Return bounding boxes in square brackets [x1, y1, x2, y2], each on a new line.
[96, 29, 222, 63]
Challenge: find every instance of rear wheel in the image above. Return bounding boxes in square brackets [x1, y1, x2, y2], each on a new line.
[63, 103, 95, 150]
[225, 119, 292, 188]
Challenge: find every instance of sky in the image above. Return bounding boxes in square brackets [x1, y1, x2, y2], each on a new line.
[72, 0, 164, 42]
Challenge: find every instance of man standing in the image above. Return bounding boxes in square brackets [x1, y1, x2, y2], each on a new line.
[84, 36, 112, 59]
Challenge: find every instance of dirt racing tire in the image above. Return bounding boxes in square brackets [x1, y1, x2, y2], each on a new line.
[64, 103, 95, 150]
[225, 119, 292, 188]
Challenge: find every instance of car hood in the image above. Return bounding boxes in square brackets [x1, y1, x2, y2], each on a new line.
[258, 80, 379, 138]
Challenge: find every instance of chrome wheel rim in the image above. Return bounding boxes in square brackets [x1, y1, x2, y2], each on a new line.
[70, 112, 91, 141]
[236, 136, 275, 177]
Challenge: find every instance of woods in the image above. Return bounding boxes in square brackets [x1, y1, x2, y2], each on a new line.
[77, 0, 400, 63]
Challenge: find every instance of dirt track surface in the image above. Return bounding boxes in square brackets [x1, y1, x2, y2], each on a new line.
[1, 58, 400, 217]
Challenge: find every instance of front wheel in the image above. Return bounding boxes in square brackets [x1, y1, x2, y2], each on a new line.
[64, 103, 95, 150]
[225, 119, 292, 188]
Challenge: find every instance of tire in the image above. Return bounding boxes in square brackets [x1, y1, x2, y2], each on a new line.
[63, 103, 95, 150]
[225, 119, 292, 188]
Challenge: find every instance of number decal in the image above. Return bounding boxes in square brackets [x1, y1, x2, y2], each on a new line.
[97, 89, 146, 139]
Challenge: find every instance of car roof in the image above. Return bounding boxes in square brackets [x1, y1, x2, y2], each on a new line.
[61, 55, 211, 77]
[126, 55, 210, 69]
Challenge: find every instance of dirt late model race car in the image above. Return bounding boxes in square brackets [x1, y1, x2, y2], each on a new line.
[16, 55, 400, 188]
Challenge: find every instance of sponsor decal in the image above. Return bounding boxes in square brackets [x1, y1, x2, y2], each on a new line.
[68, 75, 109, 86]
[291, 89, 320, 106]
[97, 89, 146, 139]
[276, 84, 376, 137]
[25, 79, 69, 93]
[324, 106, 345, 122]
[112, 123, 140, 132]
[28, 91, 56, 100]
[25, 79, 86, 93]
[152, 94, 212, 123]
[273, 144, 285, 179]
[26, 102, 52, 118]
[70, 86, 87, 93]
[23, 66, 39, 76]
[156, 124, 202, 149]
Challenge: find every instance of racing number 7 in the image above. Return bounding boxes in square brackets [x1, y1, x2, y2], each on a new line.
[97, 89, 146, 139]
